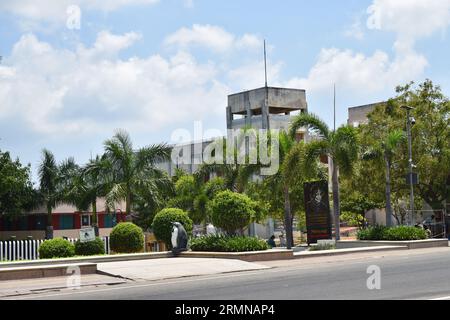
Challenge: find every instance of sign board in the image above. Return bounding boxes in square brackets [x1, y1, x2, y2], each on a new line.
[79, 227, 95, 243]
[406, 173, 419, 185]
[304, 180, 332, 245]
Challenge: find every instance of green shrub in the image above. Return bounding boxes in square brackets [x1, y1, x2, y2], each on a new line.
[384, 226, 427, 241]
[190, 235, 269, 252]
[39, 238, 75, 259]
[110, 222, 144, 253]
[208, 190, 255, 235]
[357, 225, 388, 240]
[152, 208, 193, 249]
[357, 225, 427, 241]
[74, 237, 105, 256]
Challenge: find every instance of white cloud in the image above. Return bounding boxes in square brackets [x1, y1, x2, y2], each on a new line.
[367, 0, 450, 48]
[165, 24, 262, 53]
[0, 32, 230, 136]
[0, 0, 159, 25]
[286, 48, 427, 94]
[344, 16, 365, 40]
[289, 0, 450, 99]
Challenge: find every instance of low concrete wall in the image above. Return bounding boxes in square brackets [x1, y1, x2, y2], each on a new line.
[337, 239, 449, 250]
[294, 246, 408, 259]
[0, 263, 97, 281]
[0, 252, 173, 269]
[179, 249, 294, 262]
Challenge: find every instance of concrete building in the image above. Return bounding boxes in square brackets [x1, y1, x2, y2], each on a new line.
[0, 199, 127, 240]
[226, 87, 308, 131]
[158, 86, 309, 177]
[347, 102, 385, 127]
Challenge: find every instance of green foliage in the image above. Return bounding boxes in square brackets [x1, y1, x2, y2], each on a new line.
[208, 191, 255, 235]
[109, 222, 144, 253]
[341, 211, 367, 228]
[357, 225, 427, 241]
[152, 208, 193, 249]
[190, 235, 269, 252]
[383, 226, 428, 241]
[39, 238, 75, 259]
[0, 150, 37, 215]
[103, 130, 172, 217]
[359, 80, 450, 212]
[357, 225, 389, 240]
[74, 237, 105, 256]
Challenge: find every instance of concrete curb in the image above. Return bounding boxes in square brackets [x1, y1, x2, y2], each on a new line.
[0, 252, 172, 269]
[178, 249, 294, 262]
[336, 239, 449, 250]
[0, 263, 97, 281]
[294, 245, 408, 259]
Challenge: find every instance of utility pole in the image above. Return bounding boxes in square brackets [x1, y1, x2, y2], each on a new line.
[333, 84, 336, 131]
[402, 105, 415, 225]
[264, 40, 268, 88]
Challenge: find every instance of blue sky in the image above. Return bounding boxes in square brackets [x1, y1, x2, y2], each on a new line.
[0, 0, 449, 183]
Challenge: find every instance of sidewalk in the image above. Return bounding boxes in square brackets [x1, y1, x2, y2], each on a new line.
[97, 258, 271, 281]
[0, 274, 126, 298]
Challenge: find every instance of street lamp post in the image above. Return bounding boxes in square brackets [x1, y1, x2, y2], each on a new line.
[401, 105, 415, 226]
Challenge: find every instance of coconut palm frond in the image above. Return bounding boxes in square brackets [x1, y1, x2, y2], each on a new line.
[289, 113, 330, 139]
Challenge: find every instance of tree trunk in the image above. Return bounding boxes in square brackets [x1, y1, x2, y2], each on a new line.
[126, 188, 132, 222]
[384, 155, 392, 227]
[331, 159, 341, 241]
[92, 200, 99, 237]
[283, 185, 293, 249]
[46, 204, 53, 239]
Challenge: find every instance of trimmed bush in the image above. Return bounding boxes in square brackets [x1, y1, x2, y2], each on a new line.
[384, 226, 427, 241]
[190, 235, 269, 252]
[110, 222, 144, 253]
[357, 225, 427, 241]
[152, 208, 193, 249]
[39, 238, 75, 259]
[357, 225, 388, 240]
[75, 237, 105, 256]
[208, 190, 255, 235]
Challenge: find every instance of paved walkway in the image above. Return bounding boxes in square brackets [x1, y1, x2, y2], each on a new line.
[0, 274, 126, 298]
[97, 258, 270, 282]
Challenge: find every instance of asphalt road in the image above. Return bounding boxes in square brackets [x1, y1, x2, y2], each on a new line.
[9, 247, 450, 300]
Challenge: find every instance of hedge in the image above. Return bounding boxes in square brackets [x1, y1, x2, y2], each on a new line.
[357, 225, 428, 241]
[152, 208, 193, 249]
[190, 235, 269, 252]
[39, 238, 75, 259]
[208, 190, 255, 235]
[74, 237, 105, 256]
[110, 222, 144, 253]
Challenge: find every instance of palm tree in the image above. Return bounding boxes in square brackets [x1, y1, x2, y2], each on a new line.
[61, 155, 112, 236]
[362, 130, 405, 227]
[38, 149, 59, 239]
[103, 130, 172, 220]
[266, 132, 321, 248]
[290, 114, 358, 240]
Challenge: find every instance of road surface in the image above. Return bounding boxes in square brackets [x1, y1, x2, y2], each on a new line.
[6, 247, 450, 300]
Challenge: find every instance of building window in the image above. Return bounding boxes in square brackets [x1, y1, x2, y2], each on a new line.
[81, 215, 91, 227]
[60, 215, 74, 230]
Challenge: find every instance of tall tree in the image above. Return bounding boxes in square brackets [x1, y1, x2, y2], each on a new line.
[61, 156, 112, 236]
[0, 150, 37, 216]
[361, 80, 450, 213]
[264, 132, 322, 248]
[38, 149, 59, 239]
[290, 114, 359, 240]
[362, 130, 405, 226]
[102, 130, 172, 220]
